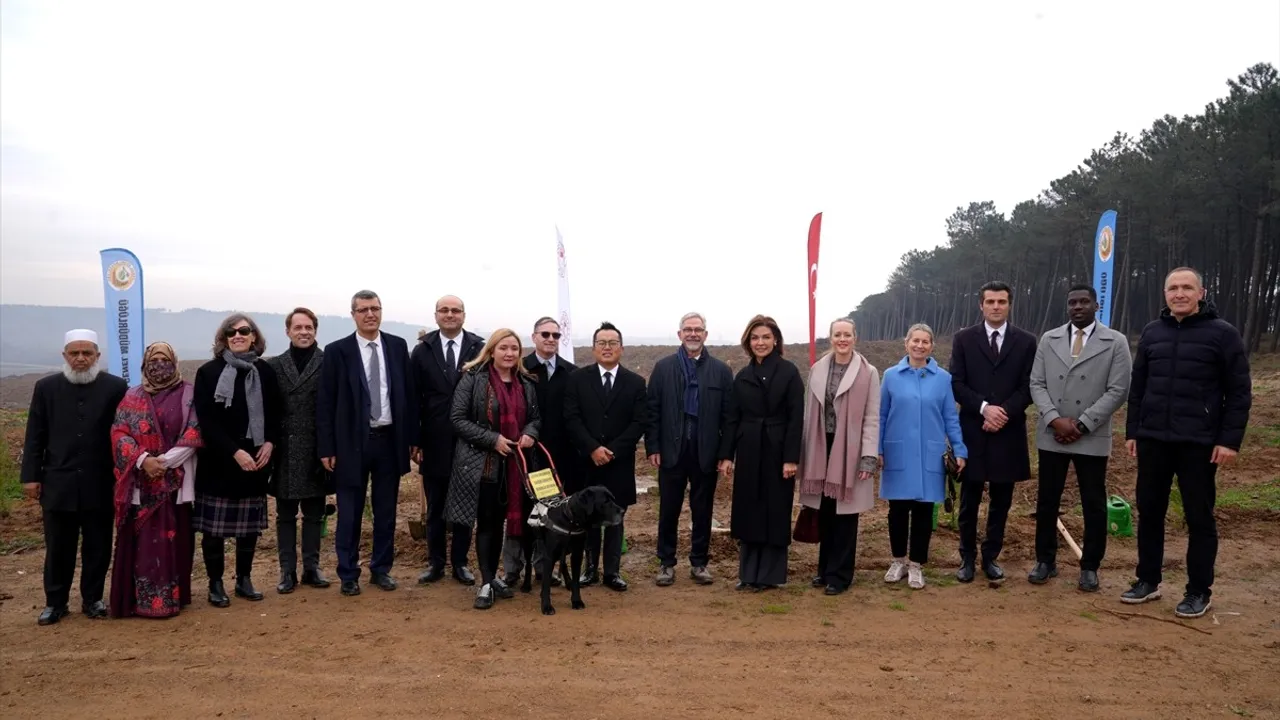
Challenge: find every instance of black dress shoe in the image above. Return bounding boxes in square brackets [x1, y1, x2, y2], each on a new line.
[956, 560, 976, 583]
[38, 605, 69, 626]
[370, 573, 397, 591]
[982, 560, 1005, 581]
[278, 571, 298, 594]
[491, 578, 514, 600]
[735, 581, 751, 591]
[812, 575, 825, 588]
[418, 565, 445, 584]
[208, 579, 231, 608]
[1027, 562, 1058, 585]
[340, 580, 361, 596]
[301, 568, 331, 588]
[474, 584, 494, 610]
[235, 576, 264, 601]
[824, 584, 845, 596]
[82, 600, 108, 619]
[603, 575, 628, 592]
[1078, 569, 1100, 593]
[580, 568, 600, 586]
[453, 566, 476, 586]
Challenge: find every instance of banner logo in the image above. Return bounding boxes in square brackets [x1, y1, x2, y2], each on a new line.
[107, 260, 137, 291]
[1097, 226, 1114, 263]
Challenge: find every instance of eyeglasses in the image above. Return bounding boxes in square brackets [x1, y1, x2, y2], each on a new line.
[436, 307, 464, 315]
[353, 306, 381, 315]
[224, 327, 254, 337]
[539, 331, 562, 340]
[594, 340, 621, 348]
[681, 327, 706, 334]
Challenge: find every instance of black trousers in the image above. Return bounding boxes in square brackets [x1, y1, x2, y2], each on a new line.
[816, 495, 858, 589]
[276, 496, 325, 574]
[586, 511, 627, 578]
[656, 437, 718, 568]
[1135, 440, 1219, 597]
[957, 480, 1015, 563]
[1035, 450, 1108, 571]
[888, 500, 933, 564]
[335, 428, 399, 583]
[425, 471, 472, 570]
[474, 481, 505, 586]
[42, 508, 113, 609]
[202, 534, 259, 580]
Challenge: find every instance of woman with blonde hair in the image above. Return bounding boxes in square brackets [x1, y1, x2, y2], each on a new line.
[798, 318, 880, 595]
[444, 328, 541, 609]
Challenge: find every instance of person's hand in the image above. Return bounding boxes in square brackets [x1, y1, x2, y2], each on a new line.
[322, 456, 336, 472]
[856, 470, 871, 481]
[648, 453, 661, 468]
[494, 435, 516, 457]
[982, 404, 1008, 426]
[782, 462, 798, 480]
[878, 455, 884, 470]
[255, 442, 274, 470]
[518, 435, 535, 449]
[1125, 440, 1136, 458]
[591, 447, 613, 466]
[1210, 446, 1238, 465]
[956, 457, 966, 472]
[234, 450, 257, 472]
[411, 447, 422, 465]
[1049, 418, 1081, 444]
[142, 456, 165, 478]
[22, 482, 39, 500]
[718, 459, 734, 476]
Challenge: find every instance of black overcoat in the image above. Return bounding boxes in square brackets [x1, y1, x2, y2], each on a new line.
[563, 363, 648, 506]
[948, 322, 1036, 484]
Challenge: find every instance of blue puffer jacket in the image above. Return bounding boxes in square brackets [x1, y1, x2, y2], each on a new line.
[1125, 301, 1252, 449]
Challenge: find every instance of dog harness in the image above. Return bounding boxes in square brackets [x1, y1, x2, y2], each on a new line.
[527, 496, 585, 536]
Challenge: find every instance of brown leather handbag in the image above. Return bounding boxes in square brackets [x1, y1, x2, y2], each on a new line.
[793, 506, 820, 543]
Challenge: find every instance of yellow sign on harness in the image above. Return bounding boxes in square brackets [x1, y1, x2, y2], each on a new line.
[527, 468, 561, 500]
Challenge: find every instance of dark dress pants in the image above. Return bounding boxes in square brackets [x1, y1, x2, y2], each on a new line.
[656, 434, 718, 569]
[957, 480, 1014, 564]
[888, 500, 933, 564]
[335, 427, 400, 583]
[276, 496, 326, 574]
[1135, 440, 1219, 597]
[42, 508, 113, 609]
[1035, 450, 1108, 571]
[426, 470, 472, 571]
[586, 511, 627, 578]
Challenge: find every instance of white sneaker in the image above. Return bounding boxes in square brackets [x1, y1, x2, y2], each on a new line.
[884, 558, 908, 583]
[907, 562, 925, 590]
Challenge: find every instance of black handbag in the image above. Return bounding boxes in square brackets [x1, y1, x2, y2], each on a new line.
[942, 447, 962, 514]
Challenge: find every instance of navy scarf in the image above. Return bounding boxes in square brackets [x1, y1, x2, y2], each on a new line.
[680, 349, 700, 418]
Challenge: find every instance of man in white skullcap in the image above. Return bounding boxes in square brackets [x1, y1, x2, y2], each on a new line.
[21, 329, 128, 625]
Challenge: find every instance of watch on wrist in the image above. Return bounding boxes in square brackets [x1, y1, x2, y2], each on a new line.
[1075, 420, 1089, 434]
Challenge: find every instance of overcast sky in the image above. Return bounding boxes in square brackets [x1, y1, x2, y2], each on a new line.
[2, 1, 1277, 344]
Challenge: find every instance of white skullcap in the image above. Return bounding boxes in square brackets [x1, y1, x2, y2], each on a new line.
[64, 329, 99, 346]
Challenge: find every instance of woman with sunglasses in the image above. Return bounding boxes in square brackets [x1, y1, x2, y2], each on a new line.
[192, 313, 282, 607]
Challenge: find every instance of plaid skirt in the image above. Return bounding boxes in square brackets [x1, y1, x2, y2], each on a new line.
[192, 493, 268, 538]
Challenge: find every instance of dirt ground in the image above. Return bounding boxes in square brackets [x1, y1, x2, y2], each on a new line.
[1, 360, 1278, 719]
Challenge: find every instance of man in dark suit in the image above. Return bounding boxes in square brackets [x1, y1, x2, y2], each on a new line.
[410, 294, 484, 585]
[316, 289, 418, 596]
[502, 316, 578, 587]
[949, 280, 1036, 584]
[564, 322, 648, 591]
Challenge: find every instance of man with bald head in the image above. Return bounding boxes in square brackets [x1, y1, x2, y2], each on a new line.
[411, 295, 484, 585]
[21, 330, 127, 625]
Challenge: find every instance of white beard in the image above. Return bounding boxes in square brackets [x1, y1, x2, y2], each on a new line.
[62, 363, 101, 385]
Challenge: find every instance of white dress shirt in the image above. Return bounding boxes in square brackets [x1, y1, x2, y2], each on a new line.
[980, 322, 1007, 415]
[363, 333, 392, 426]
[599, 363, 618, 385]
[439, 332, 463, 372]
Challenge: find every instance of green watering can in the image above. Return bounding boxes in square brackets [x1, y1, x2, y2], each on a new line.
[1107, 495, 1133, 537]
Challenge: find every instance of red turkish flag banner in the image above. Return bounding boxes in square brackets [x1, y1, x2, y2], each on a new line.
[807, 212, 822, 366]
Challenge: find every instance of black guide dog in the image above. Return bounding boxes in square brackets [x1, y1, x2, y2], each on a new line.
[518, 486, 623, 615]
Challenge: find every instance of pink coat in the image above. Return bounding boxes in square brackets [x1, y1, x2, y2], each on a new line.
[799, 352, 880, 515]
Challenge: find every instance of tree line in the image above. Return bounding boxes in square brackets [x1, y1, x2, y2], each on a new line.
[851, 63, 1280, 353]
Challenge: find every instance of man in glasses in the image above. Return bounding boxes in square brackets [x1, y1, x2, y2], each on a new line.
[501, 316, 578, 588]
[564, 322, 649, 591]
[411, 295, 484, 586]
[646, 312, 733, 587]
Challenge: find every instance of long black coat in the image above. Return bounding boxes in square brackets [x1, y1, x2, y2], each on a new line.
[522, 352, 579, 488]
[718, 353, 804, 548]
[563, 363, 648, 506]
[21, 372, 127, 513]
[949, 322, 1036, 484]
[411, 329, 484, 479]
[193, 358, 283, 499]
[265, 348, 331, 499]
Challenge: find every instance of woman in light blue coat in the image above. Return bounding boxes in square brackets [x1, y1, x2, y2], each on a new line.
[878, 323, 967, 589]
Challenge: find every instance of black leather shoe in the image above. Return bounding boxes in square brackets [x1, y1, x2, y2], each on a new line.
[418, 565, 445, 584]
[1027, 562, 1058, 585]
[1078, 569, 1100, 592]
[38, 605, 69, 626]
[824, 584, 845, 596]
[474, 584, 494, 610]
[735, 581, 751, 591]
[82, 600, 108, 619]
[1120, 580, 1160, 604]
[580, 568, 600, 586]
[452, 566, 476, 586]
[278, 571, 298, 594]
[1175, 593, 1211, 618]
[491, 578, 514, 600]
[208, 579, 231, 608]
[603, 575, 628, 592]
[812, 575, 825, 588]
[301, 568, 331, 588]
[956, 560, 976, 583]
[340, 580, 361, 596]
[370, 573, 397, 591]
[235, 576, 264, 601]
[982, 560, 1005, 581]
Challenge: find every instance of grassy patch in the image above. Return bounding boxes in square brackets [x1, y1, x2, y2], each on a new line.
[922, 567, 958, 588]
[1245, 423, 1280, 448]
[707, 598, 731, 609]
[820, 617, 834, 627]
[1217, 478, 1280, 512]
[1079, 611, 1098, 622]
[889, 601, 907, 611]
[0, 446, 22, 515]
[784, 584, 807, 596]
[0, 534, 42, 555]
[760, 603, 791, 615]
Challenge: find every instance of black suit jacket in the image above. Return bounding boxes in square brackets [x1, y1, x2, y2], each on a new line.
[949, 322, 1036, 483]
[563, 363, 648, 506]
[316, 331, 417, 490]
[411, 329, 484, 477]
[522, 352, 578, 467]
[21, 372, 127, 512]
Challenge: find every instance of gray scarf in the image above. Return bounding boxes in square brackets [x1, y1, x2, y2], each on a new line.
[215, 349, 265, 446]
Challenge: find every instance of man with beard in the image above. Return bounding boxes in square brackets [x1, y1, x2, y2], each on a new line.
[21, 329, 128, 625]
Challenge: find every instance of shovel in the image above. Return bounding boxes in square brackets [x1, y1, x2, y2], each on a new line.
[1030, 508, 1083, 561]
[408, 476, 428, 541]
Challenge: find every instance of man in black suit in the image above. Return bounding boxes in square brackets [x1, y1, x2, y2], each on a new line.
[949, 280, 1036, 584]
[502, 316, 578, 587]
[411, 294, 484, 585]
[316, 290, 418, 596]
[564, 322, 648, 591]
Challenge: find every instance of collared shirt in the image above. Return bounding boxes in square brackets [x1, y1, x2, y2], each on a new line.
[536, 352, 557, 378]
[1069, 322, 1097, 352]
[984, 321, 1007, 352]
[599, 363, 618, 386]
[438, 331, 463, 373]
[362, 333, 392, 426]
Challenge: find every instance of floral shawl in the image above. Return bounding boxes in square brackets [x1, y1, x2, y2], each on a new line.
[112, 382, 202, 530]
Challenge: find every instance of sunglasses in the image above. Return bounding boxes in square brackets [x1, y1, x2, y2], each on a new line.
[539, 331, 562, 340]
[224, 326, 254, 338]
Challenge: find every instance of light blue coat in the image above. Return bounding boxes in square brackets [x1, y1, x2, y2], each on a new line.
[878, 357, 968, 503]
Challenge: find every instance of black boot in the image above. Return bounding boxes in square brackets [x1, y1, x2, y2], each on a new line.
[301, 567, 331, 588]
[208, 579, 231, 607]
[277, 571, 297, 594]
[236, 576, 264, 601]
[235, 535, 263, 600]
[203, 534, 230, 606]
[300, 502, 325, 584]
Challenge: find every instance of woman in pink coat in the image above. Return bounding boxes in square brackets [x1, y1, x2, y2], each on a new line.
[798, 319, 880, 595]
